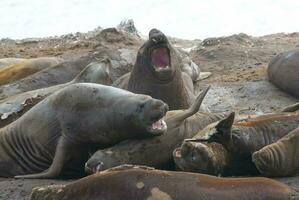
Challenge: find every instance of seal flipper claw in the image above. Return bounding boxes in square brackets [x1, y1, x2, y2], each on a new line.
[14, 137, 70, 179]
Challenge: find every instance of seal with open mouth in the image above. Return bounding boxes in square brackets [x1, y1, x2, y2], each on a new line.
[85, 86, 226, 174]
[0, 83, 168, 178]
[113, 28, 195, 110]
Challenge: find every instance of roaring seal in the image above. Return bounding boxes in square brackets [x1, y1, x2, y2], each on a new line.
[31, 165, 299, 200]
[85, 87, 226, 173]
[0, 59, 112, 128]
[0, 83, 168, 178]
[253, 126, 299, 177]
[113, 29, 195, 110]
[0, 57, 63, 85]
[185, 111, 299, 175]
[268, 49, 299, 98]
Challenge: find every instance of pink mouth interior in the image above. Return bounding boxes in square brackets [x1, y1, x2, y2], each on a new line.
[151, 48, 170, 68]
[175, 148, 182, 158]
[151, 119, 163, 129]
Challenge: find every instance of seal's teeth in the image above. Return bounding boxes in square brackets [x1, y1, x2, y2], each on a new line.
[151, 119, 166, 130]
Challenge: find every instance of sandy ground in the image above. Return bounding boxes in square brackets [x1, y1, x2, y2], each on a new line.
[0, 28, 299, 199]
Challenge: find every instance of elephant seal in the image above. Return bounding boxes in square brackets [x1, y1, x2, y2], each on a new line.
[85, 87, 227, 173]
[0, 83, 168, 178]
[113, 29, 195, 110]
[268, 49, 299, 98]
[253, 126, 299, 177]
[31, 165, 299, 200]
[186, 111, 299, 175]
[0, 33, 136, 100]
[0, 58, 24, 68]
[0, 59, 112, 128]
[0, 57, 63, 85]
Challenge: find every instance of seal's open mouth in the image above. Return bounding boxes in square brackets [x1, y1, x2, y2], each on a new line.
[174, 147, 182, 158]
[151, 47, 170, 71]
[147, 118, 167, 135]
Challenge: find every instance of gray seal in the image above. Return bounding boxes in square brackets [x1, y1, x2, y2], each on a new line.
[268, 49, 299, 98]
[0, 83, 168, 178]
[113, 29, 195, 110]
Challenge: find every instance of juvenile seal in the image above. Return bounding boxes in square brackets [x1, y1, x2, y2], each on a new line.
[31, 165, 299, 200]
[253, 126, 299, 177]
[113, 29, 195, 110]
[0, 59, 112, 128]
[0, 83, 168, 178]
[0, 57, 63, 85]
[185, 111, 299, 175]
[85, 87, 226, 173]
[268, 49, 299, 98]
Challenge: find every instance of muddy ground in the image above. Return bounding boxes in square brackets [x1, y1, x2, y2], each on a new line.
[0, 26, 299, 199]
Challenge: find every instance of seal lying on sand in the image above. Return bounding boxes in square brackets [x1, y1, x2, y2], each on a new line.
[31, 165, 299, 200]
[253, 126, 299, 177]
[0, 59, 112, 128]
[184, 111, 299, 175]
[85, 87, 226, 173]
[268, 49, 299, 98]
[0, 57, 63, 85]
[0, 47, 133, 100]
[113, 29, 195, 110]
[0, 83, 168, 178]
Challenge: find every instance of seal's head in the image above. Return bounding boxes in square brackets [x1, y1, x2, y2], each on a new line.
[118, 94, 169, 137]
[173, 141, 219, 175]
[132, 29, 180, 82]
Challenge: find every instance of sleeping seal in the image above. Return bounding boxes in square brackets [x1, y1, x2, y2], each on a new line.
[0, 57, 63, 85]
[268, 49, 299, 98]
[0, 59, 112, 128]
[0, 83, 168, 178]
[113, 29, 195, 110]
[185, 111, 299, 175]
[31, 165, 299, 200]
[253, 126, 299, 177]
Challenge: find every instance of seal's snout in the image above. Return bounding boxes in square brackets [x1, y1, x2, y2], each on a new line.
[85, 160, 104, 174]
[149, 28, 167, 44]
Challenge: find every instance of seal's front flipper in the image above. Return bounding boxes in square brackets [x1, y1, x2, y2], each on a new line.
[193, 112, 235, 149]
[14, 137, 70, 179]
[281, 102, 299, 112]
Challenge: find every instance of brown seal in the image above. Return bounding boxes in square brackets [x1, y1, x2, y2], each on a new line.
[85, 86, 226, 173]
[0, 83, 168, 178]
[0, 59, 112, 128]
[268, 49, 299, 98]
[31, 165, 299, 200]
[253, 126, 299, 177]
[113, 29, 195, 110]
[0, 57, 63, 85]
[184, 111, 299, 175]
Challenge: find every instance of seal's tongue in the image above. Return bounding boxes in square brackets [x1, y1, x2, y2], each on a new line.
[152, 119, 164, 129]
[151, 48, 169, 68]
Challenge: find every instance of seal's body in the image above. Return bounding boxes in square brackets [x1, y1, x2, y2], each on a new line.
[0, 83, 168, 178]
[31, 165, 299, 200]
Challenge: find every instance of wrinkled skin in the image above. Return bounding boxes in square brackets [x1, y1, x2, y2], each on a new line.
[268, 48, 299, 98]
[31, 165, 299, 200]
[181, 111, 299, 176]
[85, 87, 225, 173]
[113, 29, 195, 110]
[0, 59, 113, 128]
[253, 126, 299, 177]
[0, 83, 168, 178]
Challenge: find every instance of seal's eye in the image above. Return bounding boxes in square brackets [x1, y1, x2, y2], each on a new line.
[136, 102, 146, 113]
